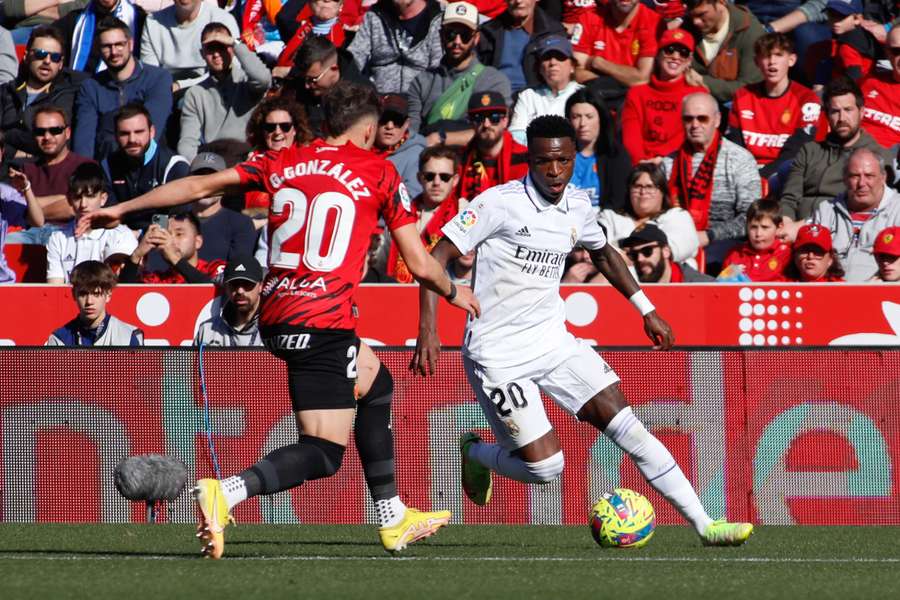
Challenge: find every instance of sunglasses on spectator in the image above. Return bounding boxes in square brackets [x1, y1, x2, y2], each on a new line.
[263, 122, 294, 133]
[379, 112, 406, 127]
[888, 46, 900, 57]
[470, 112, 506, 125]
[441, 28, 475, 43]
[625, 245, 659, 260]
[202, 42, 230, 54]
[422, 171, 453, 183]
[876, 253, 900, 263]
[796, 246, 827, 257]
[682, 114, 712, 124]
[34, 126, 66, 136]
[305, 63, 337, 86]
[31, 48, 63, 63]
[661, 44, 691, 59]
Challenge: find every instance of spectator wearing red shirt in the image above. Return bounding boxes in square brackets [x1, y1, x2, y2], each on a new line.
[727, 33, 822, 180]
[871, 226, 900, 282]
[621, 29, 706, 164]
[387, 145, 463, 282]
[120, 211, 225, 283]
[859, 27, 900, 149]
[719, 198, 791, 282]
[572, 0, 661, 108]
[821, 0, 879, 84]
[561, 0, 596, 34]
[456, 91, 528, 202]
[784, 223, 846, 282]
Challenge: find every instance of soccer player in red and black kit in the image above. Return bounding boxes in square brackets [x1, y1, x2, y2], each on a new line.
[79, 82, 480, 558]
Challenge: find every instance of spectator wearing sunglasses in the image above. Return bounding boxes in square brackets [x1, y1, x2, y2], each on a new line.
[508, 33, 582, 146]
[283, 36, 369, 138]
[619, 223, 713, 283]
[0, 26, 87, 158]
[177, 22, 272, 161]
[682, 0, 765, 104]
[21, 106, 96, 226]
[662, 92, 761, 275]
[571, 0, 662, 110]
[51, 0, 148, 74]
[243, 97, 312, 216]
[374, 94, 426, 199]
[406, 2, 511, 150]
[870, 226, 900, 282]
[101, 102, 190, 232]
[456, 90, 528, 202]
[621, 29, 707, 165]
[858, 26, 900, 150]
[384, 144, 463, 282]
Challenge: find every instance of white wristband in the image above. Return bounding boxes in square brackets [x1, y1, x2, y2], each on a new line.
[629, 290, 655, 316]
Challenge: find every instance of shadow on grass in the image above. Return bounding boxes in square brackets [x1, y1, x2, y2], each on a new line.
[0, 549, 197, 558]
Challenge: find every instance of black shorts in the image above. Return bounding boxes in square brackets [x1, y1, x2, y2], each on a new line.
[261, 324, 360, 411]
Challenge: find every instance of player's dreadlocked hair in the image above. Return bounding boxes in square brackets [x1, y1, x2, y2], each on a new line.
[526, 115, 576, 148]
[323, 81, 380, 137]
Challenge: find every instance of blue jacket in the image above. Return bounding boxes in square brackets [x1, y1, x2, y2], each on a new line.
[73, 61, 173, 160]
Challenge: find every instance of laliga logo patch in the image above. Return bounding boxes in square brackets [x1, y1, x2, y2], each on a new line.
[459, 209, 478, 228]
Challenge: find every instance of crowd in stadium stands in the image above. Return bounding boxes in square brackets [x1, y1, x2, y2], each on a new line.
[2, 0, 900, 325]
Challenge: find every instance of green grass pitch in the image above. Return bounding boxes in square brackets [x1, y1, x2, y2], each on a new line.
[1, 524, 899, 599]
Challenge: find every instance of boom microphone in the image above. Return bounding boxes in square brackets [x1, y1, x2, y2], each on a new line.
[114, 454, 188, 523]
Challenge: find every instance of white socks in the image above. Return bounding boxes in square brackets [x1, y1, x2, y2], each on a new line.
[375, 496, 406, 528]
[466, 442, 564, 484]
[220, 476, 248, 511]
[603, 407, 713, 534]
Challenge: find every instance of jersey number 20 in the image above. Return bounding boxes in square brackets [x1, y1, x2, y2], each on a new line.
[269, 188, 356, 271]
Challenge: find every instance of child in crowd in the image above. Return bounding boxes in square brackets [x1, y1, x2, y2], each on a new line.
[45, 163, 137, 284]
[1, 159, 45, 284]
[719, 199, 791, 282]
[819, 0, 880, 86]
[45, 260, 143, 346]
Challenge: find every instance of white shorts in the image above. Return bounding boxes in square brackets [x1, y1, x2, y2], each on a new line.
[462, 335, 619, 451]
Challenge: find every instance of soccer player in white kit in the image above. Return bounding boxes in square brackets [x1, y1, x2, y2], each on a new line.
[413, 115, 753, 546]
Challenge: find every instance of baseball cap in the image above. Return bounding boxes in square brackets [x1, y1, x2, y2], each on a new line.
[442, 2, 479, 29]
[658, 28, 695, 53]
[535, 34, 573, 59]
[467, 91, 507, 114]
[619, 223, 669, 248]
[874, 226, 900, 256]
[380, 94, 408, 120]
[793, 224, 833, 252]
[223, 256, 263, 284]
[826, 0, 862, 17]
[190, 152, 226, 174]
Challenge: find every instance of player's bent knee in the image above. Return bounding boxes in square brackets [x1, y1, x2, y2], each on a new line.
[299, 434, 346, 478]
[524, 451, 565, 484]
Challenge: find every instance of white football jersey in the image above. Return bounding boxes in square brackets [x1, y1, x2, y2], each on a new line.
[442, 175, 607, 368]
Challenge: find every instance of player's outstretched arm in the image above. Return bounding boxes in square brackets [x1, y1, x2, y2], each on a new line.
[408, 236, 465, 376]
[589, 243, 674, 350]
[76, 169, 244, 234]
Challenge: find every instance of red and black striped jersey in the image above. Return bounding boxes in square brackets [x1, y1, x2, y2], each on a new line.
[234, 139, 415, 330]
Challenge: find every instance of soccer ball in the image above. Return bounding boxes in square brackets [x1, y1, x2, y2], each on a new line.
[589, 488, 656, 548]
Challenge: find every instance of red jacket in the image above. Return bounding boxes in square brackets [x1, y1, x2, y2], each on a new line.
[721, 241, 792, 282]
[621, 75, 706, 163]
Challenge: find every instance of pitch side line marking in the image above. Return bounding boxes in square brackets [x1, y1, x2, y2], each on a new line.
[1, 554, 899, 564]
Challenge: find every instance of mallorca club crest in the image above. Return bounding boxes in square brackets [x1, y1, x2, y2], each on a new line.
[480, 94, 491, 107]
[781, 108, 792, 125]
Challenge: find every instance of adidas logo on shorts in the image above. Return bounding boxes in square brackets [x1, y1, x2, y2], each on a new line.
[516, 226, 531, 237]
